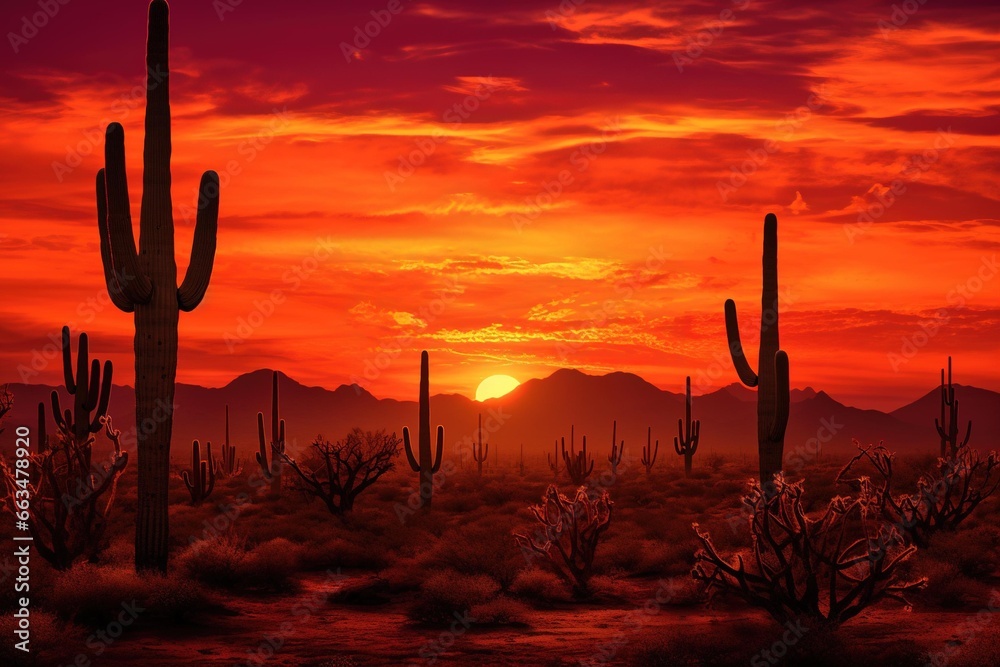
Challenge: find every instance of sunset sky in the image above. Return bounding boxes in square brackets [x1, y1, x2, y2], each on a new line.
[0, 0, 998, 411]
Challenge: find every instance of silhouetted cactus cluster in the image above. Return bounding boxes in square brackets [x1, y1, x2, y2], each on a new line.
[0, 329, 127, 570]
[182, 440, 217, 505]
[641, 426, 658, 474]
[560, 426, 593, 485]
[935, 356, 971, 460]
[256, 371, 285, 496]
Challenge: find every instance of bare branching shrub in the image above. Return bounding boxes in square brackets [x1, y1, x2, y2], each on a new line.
[282, 428, 401, 514]
[692, 475, 925, 628]
[514, 484, 612, 598]
[838, 442, 1000, 548]
[1, 416, 128, 570]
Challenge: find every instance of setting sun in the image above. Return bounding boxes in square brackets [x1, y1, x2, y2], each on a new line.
[475, 375, 521, 401]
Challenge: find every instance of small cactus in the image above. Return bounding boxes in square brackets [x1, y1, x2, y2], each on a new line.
[607, 420, 624, 476]
[402, 351, 444, 509]
[935, 356, 971, 460]
[472, 413, 489, 477]
[641, 426, 658, 474]
[182, 440, 217, 505]
[674, 376, 700, 477]
[256, 371, 285, 495]
[51, 326, 112, 447]
[548, 439, 562, 477]
[518, 443, 526, 477]
[561, 425, 593, 485]
[219, 405, 244, 477]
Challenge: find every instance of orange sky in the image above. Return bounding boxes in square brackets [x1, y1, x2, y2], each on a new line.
[1, 0, 998, 411]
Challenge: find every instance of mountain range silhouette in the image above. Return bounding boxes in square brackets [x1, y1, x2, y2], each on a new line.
[3, 368, 997, 463]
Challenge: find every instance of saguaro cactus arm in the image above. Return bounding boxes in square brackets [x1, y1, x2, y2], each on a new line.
[770, 350, 790, 441]
[178, 171, 220, 311]
[95, 171, 134, 313]
[256, 412, 273, 480]
[402, 427, 420, 472]
[724, 299, 758, 387]
[100, 124, 153, 306]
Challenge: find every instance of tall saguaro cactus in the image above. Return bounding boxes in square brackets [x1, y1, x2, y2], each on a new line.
[673, 376, 700, 477]
[548, 439, 562, 477]
[256, 371, 285, 495]
[935, 356, 971, 459]
[472, 414, 489, 477]
[724, 213, 790, 487]
[403, 351, 444, 509]
[95, 0, 219, 572]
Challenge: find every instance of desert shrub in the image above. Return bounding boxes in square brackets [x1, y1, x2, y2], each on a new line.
[514, 485, 613, 598]
[913, 561, 986, 609]
[705, 452, 727, 472]
[244, 537, 302, 592]
[429, 518, 525, 590]
[694, 475, 925, 628]
[0, 609, 68, 666]
[509, 569, 573, 604]
[180, 534, 301, 592]
[181, 532, 248, 588]
[409, 571, 498, 624]
[470, 596, 530, 626]
[45, 564, 211, 624]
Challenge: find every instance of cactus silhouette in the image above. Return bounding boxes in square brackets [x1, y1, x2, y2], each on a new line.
[935, 356, 971, 459]
[402, 351, 444, 509]
[673, 376, 700, 477]
[641, 426, 658, 474]
[561, 425, 593, 485]
[95, 0, 218, 572]
[607, 420, 624, 476]
[548, 439, 562, 477]
[725, 213, 790, 487]
[219, 405, 244, 477]
[518, 443, 526, 477]
[51, 326, 113, 447]
[256, 371, 285, 495]
[472, 413, 489, 476]
[182, 440, 217, 505]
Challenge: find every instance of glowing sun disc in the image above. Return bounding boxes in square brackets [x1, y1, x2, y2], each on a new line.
[476, 375, 520, 401]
